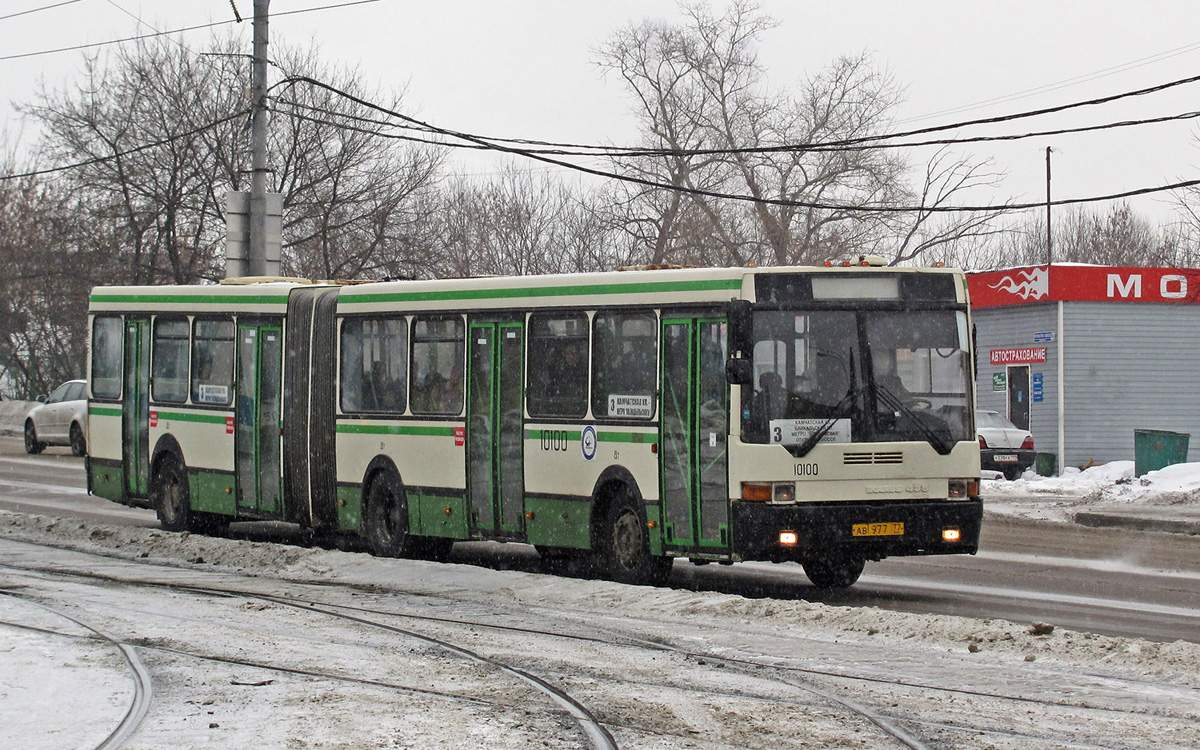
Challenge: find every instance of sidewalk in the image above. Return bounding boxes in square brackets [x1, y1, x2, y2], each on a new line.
[0, 401, 35, 437]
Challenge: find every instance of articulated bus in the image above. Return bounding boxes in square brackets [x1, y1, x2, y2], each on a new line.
[85, 262, 982, 588]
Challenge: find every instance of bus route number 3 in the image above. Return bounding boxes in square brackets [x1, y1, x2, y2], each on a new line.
[794, 462, 818, 477]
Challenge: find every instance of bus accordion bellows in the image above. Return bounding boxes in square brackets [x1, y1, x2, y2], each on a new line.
[85, 263, 982, 588]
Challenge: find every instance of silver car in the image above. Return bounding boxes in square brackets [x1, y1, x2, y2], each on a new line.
[976, 409, 1034, 480]
[25, 379, 88, 456]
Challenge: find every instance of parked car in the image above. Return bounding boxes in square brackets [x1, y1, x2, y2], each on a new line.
[976, 409, 1034, 480]
[24, 379, 88, 456]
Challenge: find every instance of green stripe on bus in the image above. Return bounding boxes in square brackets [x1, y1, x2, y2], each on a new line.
[155, 410, 229, 424]
[90, 292, 291, 305]
[524, 428, 657, 444]
[336, 423, 458, 437]
[342, 278, 743, 305]
[88, 406, 123, 418]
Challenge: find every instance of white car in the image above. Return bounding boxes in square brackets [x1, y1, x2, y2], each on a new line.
[976, 409, 1034, 480]
[25, 379, 88, 456]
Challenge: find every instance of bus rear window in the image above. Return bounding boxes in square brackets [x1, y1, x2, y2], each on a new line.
[91, 315, 123, 399]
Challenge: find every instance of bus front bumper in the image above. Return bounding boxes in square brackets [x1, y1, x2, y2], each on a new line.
[731, 498, 983, 562]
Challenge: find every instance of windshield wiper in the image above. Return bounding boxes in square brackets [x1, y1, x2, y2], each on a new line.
[872, 382, 953, 455]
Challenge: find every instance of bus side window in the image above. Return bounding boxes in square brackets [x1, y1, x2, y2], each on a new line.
[191, 319, 234, 406]
[411, 316, 464, 416]
[591, 311, 657, 420]
[340, 317, 408, 414]
[526, 312, 588, 419]
[152, 317, 190, 403]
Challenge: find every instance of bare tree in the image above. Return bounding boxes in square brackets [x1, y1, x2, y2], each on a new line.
[431, 164, 621, 277]
[597, 0, 1004, 267]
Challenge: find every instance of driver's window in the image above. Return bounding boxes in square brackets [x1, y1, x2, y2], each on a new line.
[47, 383, 71, 403]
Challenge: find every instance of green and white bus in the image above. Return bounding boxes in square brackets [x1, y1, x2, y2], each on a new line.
[86, 262, 982, 587]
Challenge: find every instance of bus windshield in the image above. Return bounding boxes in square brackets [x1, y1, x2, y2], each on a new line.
[742, 308, 972, 454]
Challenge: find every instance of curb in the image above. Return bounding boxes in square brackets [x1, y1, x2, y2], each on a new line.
[1073, 511, 1200, 536]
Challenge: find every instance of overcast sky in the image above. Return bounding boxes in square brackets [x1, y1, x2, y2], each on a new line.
[4, 0, 1199, 226]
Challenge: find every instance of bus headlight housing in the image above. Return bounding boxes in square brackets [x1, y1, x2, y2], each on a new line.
[947, 479, 978, 499]
[741, 482, 795, 503]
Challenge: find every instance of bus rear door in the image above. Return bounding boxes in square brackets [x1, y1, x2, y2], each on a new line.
[660, 316, 730, 555]
[122, 319, 151, 499]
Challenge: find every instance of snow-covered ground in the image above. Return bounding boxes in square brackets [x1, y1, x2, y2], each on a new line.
[983, 460, 1200, 522]
[3, 504, 1200, 749]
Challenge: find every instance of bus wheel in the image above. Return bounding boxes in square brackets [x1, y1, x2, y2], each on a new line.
[154, 457, 191, 533]
[600, 491, 672, 586]
[803, 556, 865, 589]
[69, 423, 87, 457]
[365, 471, 410, 558]
[23, 421, 44, 455]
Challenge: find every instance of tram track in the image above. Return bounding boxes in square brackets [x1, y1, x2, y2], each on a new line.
[0, 590, 152, 750]
[2, 534, 1197, 749]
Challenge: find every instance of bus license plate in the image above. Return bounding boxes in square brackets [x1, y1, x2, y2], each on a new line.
[852, 522, 904, 537]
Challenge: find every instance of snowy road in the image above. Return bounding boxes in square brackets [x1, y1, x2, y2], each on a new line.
[2, 520, 1199, 749]
[2, 438, 1198, 645]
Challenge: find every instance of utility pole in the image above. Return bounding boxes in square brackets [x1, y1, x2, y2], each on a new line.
[1045, 146, 1053, 265]
[249, 0, 270, 277]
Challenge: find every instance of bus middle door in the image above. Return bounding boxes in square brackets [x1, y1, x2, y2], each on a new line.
[660, 317, 730, 555]
[466, 320, 525, 538]
[236, 324, 283, 517]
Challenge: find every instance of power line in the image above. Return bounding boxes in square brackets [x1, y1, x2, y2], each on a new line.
[0, 0, 84, 23]
[901, 39, 1200, 125]
[275, 70, 1200, 160]
[0, 0, 381, 61]
[273, 94, 1200, 158]
[275, 75, 1200, 214]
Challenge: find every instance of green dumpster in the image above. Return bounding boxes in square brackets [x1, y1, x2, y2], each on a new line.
[1034, 452, 1056, 477]
[1134, 429, 1190, 477]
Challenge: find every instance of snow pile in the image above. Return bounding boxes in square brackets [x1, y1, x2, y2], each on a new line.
[983, 460, 1200, 521]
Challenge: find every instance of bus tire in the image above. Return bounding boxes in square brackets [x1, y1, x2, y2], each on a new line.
[364, 470, 411, 558]
[803, 556, 865, 589]
[154, 456, 191, 533]
[599, 489, 672, 586]
[23, 420, 44, 455]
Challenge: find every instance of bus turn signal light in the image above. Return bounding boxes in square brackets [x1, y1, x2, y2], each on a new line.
[943, 528, 961, 542]
[742, 483, 772, 501]
[779, 531, 798, 546]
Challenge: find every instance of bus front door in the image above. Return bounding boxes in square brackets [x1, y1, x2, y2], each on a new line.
[660, 318, 730, 554]
[467, 320, 525, 537]
[236, 324, 283, 517]
[122, 319, 151, 499]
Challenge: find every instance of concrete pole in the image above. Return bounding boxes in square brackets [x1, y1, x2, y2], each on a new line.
[1045, 146, 1052, 265]
[248, 0, 270, 277]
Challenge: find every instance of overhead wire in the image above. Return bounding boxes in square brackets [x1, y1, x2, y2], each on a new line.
[0, 0, 381, 61]
[0, 0, 84, 22]
[273, 75, 1200, 213]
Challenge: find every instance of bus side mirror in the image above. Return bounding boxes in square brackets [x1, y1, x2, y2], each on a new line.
[726, 357, 753, 386]
[727, 299, 751, 355]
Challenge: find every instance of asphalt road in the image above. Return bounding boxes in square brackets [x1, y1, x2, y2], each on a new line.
[2, 435, 1198, 643]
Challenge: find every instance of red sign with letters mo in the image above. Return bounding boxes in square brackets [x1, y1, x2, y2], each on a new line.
[990, 347, 1046, 365]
